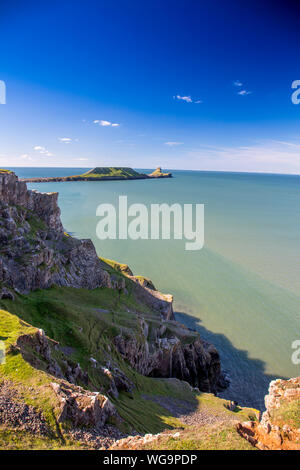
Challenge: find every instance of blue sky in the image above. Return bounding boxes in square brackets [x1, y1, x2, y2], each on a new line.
[1, 0, 300, 173]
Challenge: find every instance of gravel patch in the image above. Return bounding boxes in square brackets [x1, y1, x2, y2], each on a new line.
[68, 424, 129, 450]
[0, 381, 50, 435]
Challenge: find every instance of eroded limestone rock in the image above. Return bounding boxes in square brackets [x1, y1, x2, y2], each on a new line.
[237, 377, 300, 450]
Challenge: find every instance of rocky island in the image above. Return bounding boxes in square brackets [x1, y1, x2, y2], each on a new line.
[20, 166, 172, 183]
[0, 169, 299, 450]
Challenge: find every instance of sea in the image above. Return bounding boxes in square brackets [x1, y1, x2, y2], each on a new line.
[6, 167, 300, 409]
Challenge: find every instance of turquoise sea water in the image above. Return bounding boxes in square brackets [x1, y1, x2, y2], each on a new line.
[9, 167, 300, 409]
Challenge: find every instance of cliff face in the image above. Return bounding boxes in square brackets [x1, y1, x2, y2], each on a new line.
[0, 170, 223, 396]
[0, 171, 113, 293]
[237, 377, 300, 450]
[114, 332, 222, 393]
[0, 171, 62, 231]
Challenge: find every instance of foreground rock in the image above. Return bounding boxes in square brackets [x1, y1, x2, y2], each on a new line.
[237, 377, 300, 450]
[50, 382, 116, 427]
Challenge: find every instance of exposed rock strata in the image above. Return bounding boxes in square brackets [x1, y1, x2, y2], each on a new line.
[113, 328, 223, 394]
[50, 381, 116, 427]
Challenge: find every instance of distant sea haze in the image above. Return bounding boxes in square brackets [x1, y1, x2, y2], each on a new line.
[8, 167, 300, 409]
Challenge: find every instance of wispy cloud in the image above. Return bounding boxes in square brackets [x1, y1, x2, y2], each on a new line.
[164, 141, 184, 146]
[233, 80, 251, 96]
[185, 139, 300, 174]
[33, 145, 53, 157]
[238, 89, 251, 96]
[59, 137, 72, 143]
[94, 120, 120, 127]
[174, 95, 202, 104]
[174, 95, 192, 103]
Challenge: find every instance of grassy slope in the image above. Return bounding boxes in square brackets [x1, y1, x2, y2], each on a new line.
[0, 258, 259, 450]
[81, 167, 144, 179]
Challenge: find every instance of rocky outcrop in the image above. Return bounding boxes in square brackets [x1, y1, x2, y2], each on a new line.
[237, 377, 300, 450]
[50, 382, 116, 427]
[110, 433, 161, 450]
[0, 172, 112, 293]
[113, 324, 224, 394]
[148, 167, 172, 178]
[0, 171, 63, 231]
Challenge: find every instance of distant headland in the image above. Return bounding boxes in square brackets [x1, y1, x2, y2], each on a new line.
[20, 166, 172, 183]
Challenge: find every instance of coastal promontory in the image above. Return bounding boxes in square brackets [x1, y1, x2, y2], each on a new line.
[20, 166, 172, 183]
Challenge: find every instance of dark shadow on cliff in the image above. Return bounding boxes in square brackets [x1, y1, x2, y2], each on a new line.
[175, 311, 288, 411]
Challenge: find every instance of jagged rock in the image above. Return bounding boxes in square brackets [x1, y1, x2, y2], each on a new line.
[0, 171, 112, 293]
[113, 327, 222, 394]
[16, 329, 64, 379]
[237, 377, 300, 450]
[50, 382, 116, 427]
[102, 366, 134, 398]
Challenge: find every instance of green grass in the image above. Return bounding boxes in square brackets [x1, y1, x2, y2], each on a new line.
[81, 167, 144, 179]
[270, 400, 300, 428]
[142, 422, 256, 450]
[0, 267, 259, 449]
[0, 426, 86, 450]
[100, 257, 133, 276]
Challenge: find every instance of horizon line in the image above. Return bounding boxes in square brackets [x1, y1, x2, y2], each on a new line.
[2, 166, 300, 177]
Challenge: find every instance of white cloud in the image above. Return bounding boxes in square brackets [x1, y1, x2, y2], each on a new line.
[59, 137, 72, 143]
[174, 95, 202, 104]
[174, 95, 193, 103]
[238, 90, 251, 96]
[164, 141, 184, 146]
[233, 81, 251, 95]
[75, 158, 88, 161]
[94, 120, 120, 127]
[33, 145, 53, 157]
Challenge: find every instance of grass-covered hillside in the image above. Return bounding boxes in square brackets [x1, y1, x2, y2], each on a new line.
[81, 167, 146, 179]
[0, 280, 258, 450]
[20, 167, 148, 182]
